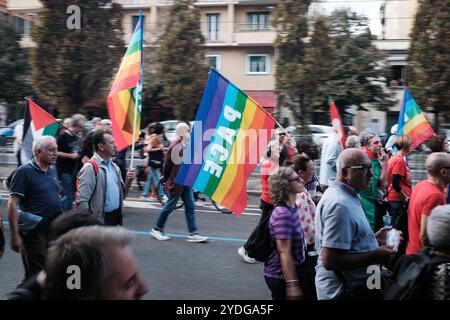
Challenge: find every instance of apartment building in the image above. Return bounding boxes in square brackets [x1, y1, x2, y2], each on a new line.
[119, 0, 278, 113]
[355, 0, 420, 134]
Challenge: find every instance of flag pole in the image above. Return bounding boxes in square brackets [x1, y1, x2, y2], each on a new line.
[129, 10, 143, 169]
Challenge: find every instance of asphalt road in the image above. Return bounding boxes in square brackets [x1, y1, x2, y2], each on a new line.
[0, 189, 271, 300]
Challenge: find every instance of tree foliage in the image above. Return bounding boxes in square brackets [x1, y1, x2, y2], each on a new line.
[0, 19, 32, 117]
[31, 0, 124, 117]
[407, 0, 450, 129]
[272, 0, 312, 133]
[156, 0, 208, 121]
[323, 10, 395, 116]
[273, 5, 394, 127]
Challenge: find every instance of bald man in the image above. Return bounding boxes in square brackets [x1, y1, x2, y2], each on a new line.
[315, 148, 397, 300]
[406, 152, 450, 255]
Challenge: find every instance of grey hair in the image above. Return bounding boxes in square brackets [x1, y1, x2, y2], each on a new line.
[44, 226, 134, 300]
[427, 205, 450, 250]
[336, 148, 367, 179]
[359, 131, 377, 147]
[345, 135, 361, 149]
[32, 135, 56, 156]
[269, 166, 296, 205]
[71, 114, 86, 128]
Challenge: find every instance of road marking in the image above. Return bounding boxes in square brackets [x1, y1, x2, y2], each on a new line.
[1, 221, 248, 243]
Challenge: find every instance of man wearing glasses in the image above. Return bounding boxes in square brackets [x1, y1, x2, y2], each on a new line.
[314, 148, 397, 300]
[406, 152, 450, 255]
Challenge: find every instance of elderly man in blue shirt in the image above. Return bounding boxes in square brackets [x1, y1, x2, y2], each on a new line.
[8, 135, 61, 283]
[76, 129, 135, 226]
[315, 148, 398, 300]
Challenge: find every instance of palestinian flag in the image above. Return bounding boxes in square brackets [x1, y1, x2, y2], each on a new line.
[21, 98, 60, 164]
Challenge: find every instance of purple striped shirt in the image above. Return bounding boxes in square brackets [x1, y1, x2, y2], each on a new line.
[264, 205, 305, 279]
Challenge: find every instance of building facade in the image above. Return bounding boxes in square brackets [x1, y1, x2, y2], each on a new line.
[118, 0, 278, 113]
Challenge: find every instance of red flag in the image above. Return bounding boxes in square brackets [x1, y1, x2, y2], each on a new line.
[329, 98, 346, 149]
[27, 98, 58, 130]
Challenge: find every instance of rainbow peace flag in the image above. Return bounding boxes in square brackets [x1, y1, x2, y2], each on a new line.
[107, 11, 143, 151]
[396, 88, 434, 150]
[176, 69, 276, 215]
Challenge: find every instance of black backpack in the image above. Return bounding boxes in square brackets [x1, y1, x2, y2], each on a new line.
[245, 204, 291, 263]
[384, 247, 450, 300]
[246, 213, 274, 263]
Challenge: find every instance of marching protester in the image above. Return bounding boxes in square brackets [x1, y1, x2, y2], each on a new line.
[293, 154, 318, 296]
[13, 120, 24, 167]
[43, 226, 148, 300]
[140, 122, 168, 203]
[7, 136, 62, 285]
[319, 127, 343, 186]
[263, 166, 315, 300]
[386, 135, 413, 254]
[296, 138, 322, 202]
[80, 118, 113, 164]
[238, 141, 280, 264]
[76, 129, 135, 226]
[56, 114, 85, 212]
[150, 122, 209, 243]
[315, 148, 397, 300]
[427, 134, 450, 204]
[406, 152, 450, 254]
[359, 132, 389, 231]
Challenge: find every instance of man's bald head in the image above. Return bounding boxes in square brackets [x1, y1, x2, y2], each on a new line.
[426, 152, 450, 177]
[337, 148, 368, 178]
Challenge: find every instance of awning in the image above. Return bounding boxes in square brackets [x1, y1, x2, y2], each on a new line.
[245, 90, 276, 114]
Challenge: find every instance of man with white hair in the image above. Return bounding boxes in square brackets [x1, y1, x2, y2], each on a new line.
[150, 122, 209, 243]
[7, 135, 61, 284]
[315, 148, 397, 300]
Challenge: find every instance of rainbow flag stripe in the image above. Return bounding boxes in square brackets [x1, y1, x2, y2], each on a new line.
[176, 69, 275, 215]
[396, 88, 434, 150]
[107, 12, 143, 151]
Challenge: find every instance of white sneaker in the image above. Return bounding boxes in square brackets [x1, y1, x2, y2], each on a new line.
[186, 234, 209, 243]
[150, 228, 171, 241]
[238, 246, 257, 264]
[161, 195, 168, 204]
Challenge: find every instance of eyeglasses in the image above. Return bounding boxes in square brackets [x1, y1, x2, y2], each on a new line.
[370, 140, 381, 145]
[346, 164, 372, 171]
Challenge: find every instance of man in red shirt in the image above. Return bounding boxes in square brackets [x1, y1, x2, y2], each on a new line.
[406, 152, 450, 254]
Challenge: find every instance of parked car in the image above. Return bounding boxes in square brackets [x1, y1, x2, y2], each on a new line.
[0, 119, 24, 147]
[161, 120, 181, 142]
[285, 124, 333, 146]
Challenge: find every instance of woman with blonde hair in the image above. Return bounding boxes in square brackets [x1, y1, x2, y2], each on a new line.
[264, 166, 315, 300]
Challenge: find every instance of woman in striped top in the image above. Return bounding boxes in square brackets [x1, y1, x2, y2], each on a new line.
[264, 166, 311, 300]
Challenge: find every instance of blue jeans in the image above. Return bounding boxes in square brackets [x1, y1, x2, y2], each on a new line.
[141, 167, 164, 198]
[60, 172, 74, 212]
[155, 187, 197, 234]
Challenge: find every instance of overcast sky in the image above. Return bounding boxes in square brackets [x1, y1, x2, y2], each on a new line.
[315, 0, 384, 36]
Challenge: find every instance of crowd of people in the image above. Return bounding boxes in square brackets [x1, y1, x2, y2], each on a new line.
[1, 115, 450, 300]
[239, 126, 450, 300]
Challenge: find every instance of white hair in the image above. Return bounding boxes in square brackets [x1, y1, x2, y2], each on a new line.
[175, 122, 190, 138]
[33, 135, 56, 156]
[427, 205, 450, 250]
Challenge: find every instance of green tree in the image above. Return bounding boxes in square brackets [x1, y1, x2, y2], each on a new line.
[407, 0, 450, 130]
[272, 0, 312, 133]
[31, 0, 124, 117]
[0, 19, 32, 119]
[156, 0, 208, 121]
[322, 10, 394, 119]
[304, 16, 335, 109]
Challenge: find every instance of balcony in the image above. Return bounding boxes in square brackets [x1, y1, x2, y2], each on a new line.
[234, 22, 276, 45]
